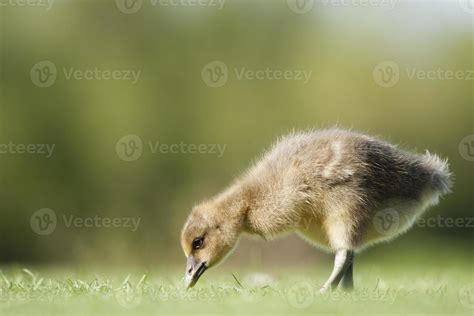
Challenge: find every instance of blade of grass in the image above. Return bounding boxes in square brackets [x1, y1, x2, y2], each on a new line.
[137, 274, 147, 288]
[232, 273, 244, 289]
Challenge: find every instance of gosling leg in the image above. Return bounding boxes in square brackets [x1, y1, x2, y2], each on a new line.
[340, 253, 354, 290]
[320, 249, 354, 293]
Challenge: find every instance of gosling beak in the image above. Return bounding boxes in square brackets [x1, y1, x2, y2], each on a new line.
[184, 256, 208, 289]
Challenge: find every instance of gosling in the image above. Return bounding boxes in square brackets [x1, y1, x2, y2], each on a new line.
[181, 129, 452, 292]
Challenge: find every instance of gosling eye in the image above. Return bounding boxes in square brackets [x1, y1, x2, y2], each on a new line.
[192, 237, 204, 250]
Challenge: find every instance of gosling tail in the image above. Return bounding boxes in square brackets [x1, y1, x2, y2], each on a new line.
[422, 151, 453, 196]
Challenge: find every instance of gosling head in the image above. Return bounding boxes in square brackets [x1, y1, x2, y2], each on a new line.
[181, 199, 243, 288]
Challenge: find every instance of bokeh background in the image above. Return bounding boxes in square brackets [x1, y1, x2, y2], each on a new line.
[0, 0, 472, 273]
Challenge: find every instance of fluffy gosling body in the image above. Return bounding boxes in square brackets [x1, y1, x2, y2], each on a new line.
[181, 129, 452, 291]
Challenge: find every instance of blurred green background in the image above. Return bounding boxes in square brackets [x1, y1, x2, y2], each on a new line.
[0, 0, 472, 271]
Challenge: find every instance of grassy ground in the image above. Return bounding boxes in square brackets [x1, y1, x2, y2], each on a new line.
[1, 248, 472, 316]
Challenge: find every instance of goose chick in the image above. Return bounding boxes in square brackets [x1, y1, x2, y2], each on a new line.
[181, 128, 452, 291]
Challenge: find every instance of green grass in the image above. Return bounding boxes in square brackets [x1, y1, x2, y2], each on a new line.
[1, 242, 472, 316]
[1, 256, 472, 316]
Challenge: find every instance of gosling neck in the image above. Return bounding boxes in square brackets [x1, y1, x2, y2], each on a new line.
[214, 181, 251, 218]
[213, 181, 261, 236]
